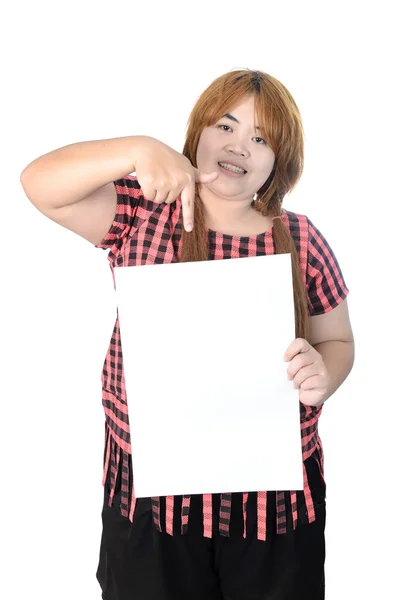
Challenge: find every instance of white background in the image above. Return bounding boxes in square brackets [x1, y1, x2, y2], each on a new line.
[2, 1, 399, 598]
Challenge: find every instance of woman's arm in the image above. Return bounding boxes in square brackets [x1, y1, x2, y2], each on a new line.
[285, 299, 355, 406]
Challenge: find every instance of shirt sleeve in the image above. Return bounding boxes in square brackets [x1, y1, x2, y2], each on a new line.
[95, 175, 155, 260]
[306, 217, 349, 316]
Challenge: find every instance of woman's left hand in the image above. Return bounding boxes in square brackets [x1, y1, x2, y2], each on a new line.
[284, 338, 330, 407]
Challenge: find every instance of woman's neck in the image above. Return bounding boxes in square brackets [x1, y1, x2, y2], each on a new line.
[200, 195, 273, 236]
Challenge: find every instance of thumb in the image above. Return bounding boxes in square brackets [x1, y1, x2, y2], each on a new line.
[194, 168, 220, 183]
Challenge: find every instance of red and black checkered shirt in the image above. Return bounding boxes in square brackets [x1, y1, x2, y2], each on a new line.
[95, 175, 349, 540]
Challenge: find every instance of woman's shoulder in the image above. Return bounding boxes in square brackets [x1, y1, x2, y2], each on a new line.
[282, 209, 311, 235]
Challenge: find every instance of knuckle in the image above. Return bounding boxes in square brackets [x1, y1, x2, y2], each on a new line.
[139, 174, 152, 186]
[184, 171, 194, 185]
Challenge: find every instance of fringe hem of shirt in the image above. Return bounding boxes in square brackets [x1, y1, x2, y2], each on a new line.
[102, 414, 325, 542]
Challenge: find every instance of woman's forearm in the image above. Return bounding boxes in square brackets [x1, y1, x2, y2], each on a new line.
[313, 340, 355, 404]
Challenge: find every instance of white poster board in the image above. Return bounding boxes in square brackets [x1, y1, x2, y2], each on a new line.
[114, 253, 303, 498]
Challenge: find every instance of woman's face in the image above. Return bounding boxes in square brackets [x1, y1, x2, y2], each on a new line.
[196, 94, 276, 202]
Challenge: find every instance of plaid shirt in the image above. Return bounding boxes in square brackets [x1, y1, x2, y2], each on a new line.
[95, 175, 349, 540]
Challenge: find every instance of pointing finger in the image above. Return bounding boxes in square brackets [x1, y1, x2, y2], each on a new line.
[180, 180, 195, 232]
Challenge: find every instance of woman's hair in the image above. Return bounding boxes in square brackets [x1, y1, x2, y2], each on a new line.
[180, 68, 309, 341]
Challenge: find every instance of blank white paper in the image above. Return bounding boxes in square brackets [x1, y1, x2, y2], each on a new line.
[113, 253, 304, 498]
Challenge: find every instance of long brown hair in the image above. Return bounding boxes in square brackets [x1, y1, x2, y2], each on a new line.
[180, 69, 309, 341]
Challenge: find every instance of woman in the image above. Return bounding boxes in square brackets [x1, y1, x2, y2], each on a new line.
[20, 68, 355, 599]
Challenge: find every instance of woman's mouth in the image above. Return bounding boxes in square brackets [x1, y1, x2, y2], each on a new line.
[218, 162, 247, 177]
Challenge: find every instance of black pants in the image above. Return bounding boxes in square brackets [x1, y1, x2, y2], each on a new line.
[96, 455, 326, 599]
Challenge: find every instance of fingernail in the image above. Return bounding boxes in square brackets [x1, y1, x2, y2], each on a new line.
[186, 224, 193, 232]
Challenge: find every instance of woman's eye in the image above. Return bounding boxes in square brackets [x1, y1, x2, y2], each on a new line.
[218, 125, 266, 144]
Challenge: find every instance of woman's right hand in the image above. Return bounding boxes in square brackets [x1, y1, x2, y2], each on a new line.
[133, 136, 220, 232]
